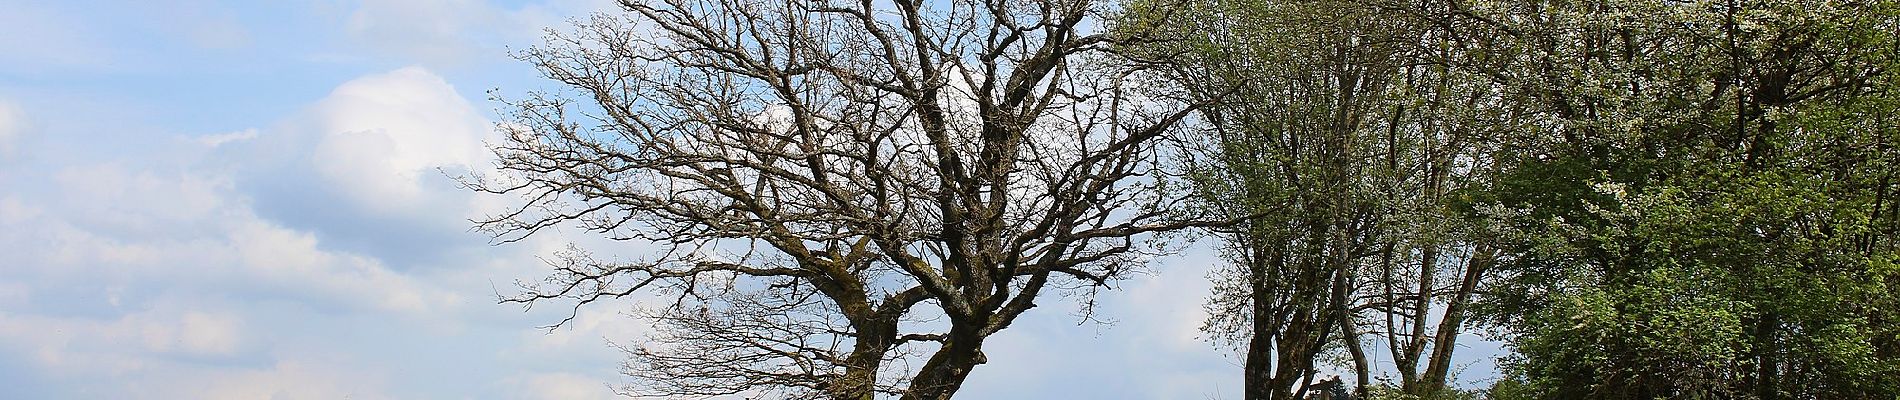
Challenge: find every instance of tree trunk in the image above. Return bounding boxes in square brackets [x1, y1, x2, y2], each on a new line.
[1397, 244, 1438, 392]
[1334, 267, 1372, 398]
[900, 324, 988, 400]
[1754, 311, 1780, 400]
[1245, 254, 1278, 400]
[831, 318, 895, 400]
[1420, 245, 1493, 396]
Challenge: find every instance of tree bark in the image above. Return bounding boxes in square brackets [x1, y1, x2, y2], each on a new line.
[1245, 251, 1279, 400]
[1419, 245, 1494, 395]
[900, 324, 988, 400]
[1334, 267, 1372, 397]
[832, 316, 896, 400]
[1397, 244, 1438, 392]
[1754, 311, 1780, 400]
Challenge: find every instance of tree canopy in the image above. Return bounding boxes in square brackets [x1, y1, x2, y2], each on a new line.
[478, 0, 1900, 398]
[475, 0, 1216, 398]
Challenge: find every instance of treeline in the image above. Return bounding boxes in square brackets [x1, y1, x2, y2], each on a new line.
[479, 0, 1900, 399]
[1126, 0, 1900, 398]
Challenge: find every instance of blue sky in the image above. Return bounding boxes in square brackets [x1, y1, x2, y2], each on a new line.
[0, 1, 1500, 399]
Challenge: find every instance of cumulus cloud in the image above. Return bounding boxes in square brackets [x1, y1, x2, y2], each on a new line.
[0, 307, 246, 366]
[4, 164, 461, 315]
[219, 66, 508, 266]
[228, 217, 459, 313]
[188, 360, 396, 400]
[0, 320, 398, 400]
[303, 66, 493, 213]
[0, 4, 1283, 398]
[0, 2, 730, 398]
[507, 372, 623, 400]
[0, 62, 671, 398]
[0, 67, 507, 329]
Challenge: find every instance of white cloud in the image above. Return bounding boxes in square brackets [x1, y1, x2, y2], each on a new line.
[6, 164, 461, 315]
[0, 307, 245, 374]
[304, 66, 493, 215]
[952, 247, 1241, 399]
[0, 10, 702, 399]
[169, 311, 246, 356]
[508, 372, 622, 400]
[0, 312, 396, 399]
[51, 164, 229, 235]
[229, 218, 457, 313]
[0, 152, 459, 399]
[1122, 253, 1222, 353]
[198, 128, 258, 147]
[0, 60, 685, 397]
[510, 304, 652, 356]
[187, 360, 395, 400]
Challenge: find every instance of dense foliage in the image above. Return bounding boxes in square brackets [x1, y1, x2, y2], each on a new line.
[1124, 0, 1516, 397]
[1131, 0, 1900, 398]
[1473, 1, 1900, 397]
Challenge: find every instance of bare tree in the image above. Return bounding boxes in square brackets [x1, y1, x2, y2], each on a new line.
[470, 0, 1211, 399]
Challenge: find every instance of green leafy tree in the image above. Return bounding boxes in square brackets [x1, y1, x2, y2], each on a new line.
[1124, 0, 1518, 398]
[1468, 0, 1900, 397]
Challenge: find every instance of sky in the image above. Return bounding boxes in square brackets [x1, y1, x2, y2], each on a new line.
[0, 1, 1500, 399]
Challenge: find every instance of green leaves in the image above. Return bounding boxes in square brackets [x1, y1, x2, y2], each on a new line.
[1130, 0, 1900, 396]
[1472, 2, 1900, 397]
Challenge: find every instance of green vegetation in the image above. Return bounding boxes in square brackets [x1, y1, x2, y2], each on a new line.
[1476, 1, 1900, 397]
[1130, 0, 1900, 398]
[492, 0, 1900, 398]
